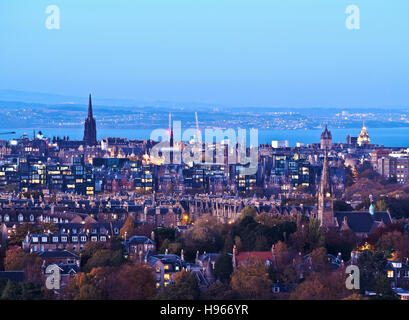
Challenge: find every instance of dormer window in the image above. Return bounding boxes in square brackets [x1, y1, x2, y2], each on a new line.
[30, 214, 35, 222]
[0, 215, 2, 222]
[4, 214, 9, 222]
[52, 237, 59, 242]
[114, 228, 119, 234]
[18, 214, 24, 222]
[32, 237, 38, 243]
[41, 236, 48, 242]
[72, 236, 78, 242]
[81, 236, 87, 242]
[100, 236, 106, 242]
[91, 236, 97, 242]
[61, 236, 67, 242]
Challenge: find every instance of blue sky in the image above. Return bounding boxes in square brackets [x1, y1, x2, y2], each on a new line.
[0, 0, 408, 108]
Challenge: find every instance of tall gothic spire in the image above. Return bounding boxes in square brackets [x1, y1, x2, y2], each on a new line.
[83, 94, 97, 146]
[318, 147, 335, 228]
[320, 148, 331, 196]
[88, 93, 93, 118]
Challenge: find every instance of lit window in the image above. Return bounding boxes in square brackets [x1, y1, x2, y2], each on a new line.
[387, 270, 394, 278]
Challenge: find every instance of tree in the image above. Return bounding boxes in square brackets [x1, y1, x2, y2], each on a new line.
[112, 263, 156, 299]
[158, 270, 200, 300]
[240, 206, 258, 219]
[154, 227, 178, 248]
[181, 215, 225, 259]
[254, 212, 275, 227]
[64, 268, 110, 300]
[271, 241, 299, 284]
[159, 239, 171, 254]
[201, 282, 238, 300]
[20, 282, 44, 300]
[80, 242, 106, 267]
[83, 248, 124, 273]
[290, 269, 350, 300]
[4, 247, 42, 274]
[1, 280, 21, 300]
[357, 250, 388, 294]
[373, 273, 397, 300]
[324, 229, 356, 261]
[214, 253, 233, 282]
[375, 231, 409, 260]
[310, 247, 329, 272]
[230, 256, 272, 299]
[120, 215, 136, 239]
[7, 223, 40, 247]
[289, 218, 324, 254]
[375, 199, 387, 211]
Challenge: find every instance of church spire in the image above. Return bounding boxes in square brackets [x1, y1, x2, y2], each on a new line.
[83, 93, 97, 146]
[88, 93, 93, 118]
[318, 147, 335, 228]
[320, 148, 331, 196]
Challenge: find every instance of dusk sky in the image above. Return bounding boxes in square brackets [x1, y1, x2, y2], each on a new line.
[1, 0, 408, 108]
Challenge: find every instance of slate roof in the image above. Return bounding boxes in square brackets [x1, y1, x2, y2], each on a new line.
[127, 236, 155, 246]
[335, 211, 392, 234]
[37, 250, 79, 259]
[0, 271, 25, 283]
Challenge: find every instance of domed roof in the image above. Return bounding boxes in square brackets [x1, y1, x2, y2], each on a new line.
[358, 123, 370, 145]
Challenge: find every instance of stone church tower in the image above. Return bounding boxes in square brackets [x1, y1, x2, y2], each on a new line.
[320, 124, 332, 150]
[83, 94, 97, 146]
[318, 148, 336, 228]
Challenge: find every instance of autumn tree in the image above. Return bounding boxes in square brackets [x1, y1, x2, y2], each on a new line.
[201, 282, 238, 300]
[375, 231, 409, 260]
[83, 248, 124, 273]
[289, 218, 324, 254]
[240, 206, 258, 219]
[290, 269, 350, 300]
[324, 228, 356, 261]
[8, 222, 59, 247]
[157, 270, 200, 300]
[230, 256, 272, 299]
[111, 263, 156, 299]
[4, 247, 43, 283]
[270, 241, 299, 284]
[120, 215, 136, 239]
